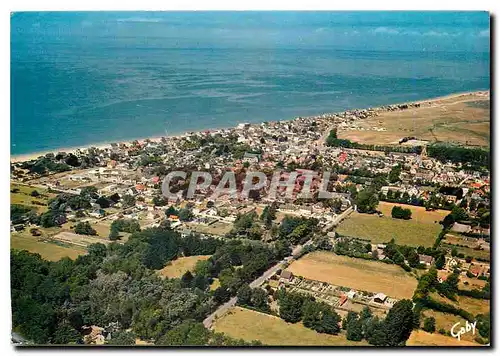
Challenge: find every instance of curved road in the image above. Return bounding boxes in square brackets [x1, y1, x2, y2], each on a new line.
[202, 207, 353, 329]
[202, 240, 312, 329]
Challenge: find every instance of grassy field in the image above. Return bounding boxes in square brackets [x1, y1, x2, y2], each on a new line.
[336, 210, 441, 247]
[212, 307, 369, 346]
[459, 276, 487, 291]
[455, 296, 490, 316]
[11, 233, 86, 261]
[10, 183, 56, 212]
[186, 221, 233, 236]
[441, 243, 490, 261]
[286, 251, 418, 299]
[157, 255, 211, 278]
[443, 234, 479, 249]
[407, 330, 482, 347]
[339, 92, 490, 147]
[210, 278, 221, 291]
[420, 309, 479, 344]
[378, 202, 449, 224]
[429, 292, 490, 317]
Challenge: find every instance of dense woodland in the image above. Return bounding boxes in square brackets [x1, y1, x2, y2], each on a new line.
[11, 225, 285, 345]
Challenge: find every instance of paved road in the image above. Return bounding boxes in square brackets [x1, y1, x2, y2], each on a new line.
[321, 206, 354, 232]
[202, 239, 313, 329]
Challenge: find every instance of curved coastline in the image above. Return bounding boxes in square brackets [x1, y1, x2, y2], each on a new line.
[10, 90, 489, 164]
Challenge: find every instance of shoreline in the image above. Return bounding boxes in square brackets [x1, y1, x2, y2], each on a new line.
[10, 89, 489, 164]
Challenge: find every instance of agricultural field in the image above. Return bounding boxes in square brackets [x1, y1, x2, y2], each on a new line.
[459, 276, 487, 291]
[212, 307, 369, 346]
[10, 183, 56, 212]
[157, 255, 211, 279]
[336, 210, 441, 247]
[11, 232, 86, 261]
[52, 231, 112, 248]
[186, 221, 233, 236]
[339, 92, 490, 148]
[443, 234, 479, 249]
[441, 233, 490, 261]
[429, 292, 490, 317]
[442, 243, 490, 262]
[420, 309, 479, 344]
[407, 330, 482, 347]
[286, 251, 418, 299]
[377, 202, 449, 224]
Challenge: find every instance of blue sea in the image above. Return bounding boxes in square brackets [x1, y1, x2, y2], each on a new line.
[11, 11, 490, 155]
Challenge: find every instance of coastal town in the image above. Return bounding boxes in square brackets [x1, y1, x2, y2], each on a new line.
[11, 92, 491, 346]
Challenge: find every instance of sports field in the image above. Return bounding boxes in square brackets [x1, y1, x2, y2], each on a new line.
[212, 307, 369, 346]
[157, 255, 211, 278]
[336, 208, 442, 247]
[286, 251, 418, 299]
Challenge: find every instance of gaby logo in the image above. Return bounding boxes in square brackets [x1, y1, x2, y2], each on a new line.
[451, 320, 477, 341]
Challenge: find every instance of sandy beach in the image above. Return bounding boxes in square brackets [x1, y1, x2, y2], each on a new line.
[10, 90, 489, 164]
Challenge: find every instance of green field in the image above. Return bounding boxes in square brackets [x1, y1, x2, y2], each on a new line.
[10, 183, 56, 212]
[336, 211, 441, 247]
[213, 307, 369, 346]
[157, 255, 211, 279]
[441, 243, 490, 261]
[420, 309, 479, 344]
[11, 233, 86, 261]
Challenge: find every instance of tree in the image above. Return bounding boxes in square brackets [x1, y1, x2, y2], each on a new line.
[152, 195, 167, 207]
[40, 210, 65, 228]
[236, 285, 252, 306]
[251, 288, 269, 312]
[122, 194, 136, 208]
[111, 219, 141, 233]
[108, 331, 136, 345]
[52, 321, 80, 344]
[451, 247, 458, 257]
[109, 227, 120, 241]
[178, 208, 194, 222]
[388, 164, 402, 183]
[383, 299, 415, 346]
[343, 311, 358, 330]
[180, 271, 194, 288]
[213, 287, 231, 304]
[346, 317, 363, 341]
[320, 307, 341, 335]
[435, 254, 445, 269]
[302, 300, 321, 330]
[165, 206, 179, 217]
[74, 221, 97, 236]
[360, 306, 373, 322]
[278, 292, 305, 323]
[31, 190, 40, 197]
[96, 196, 111, 209]
[391, 206, 412, 220]
[156, 321, 210, 346]
[367, 317, 388, 346]
[422, 317, 436, 333]
[80, 186, 99, 200]
[355, 189, 379, 213]
[407, 249, 420, 268]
